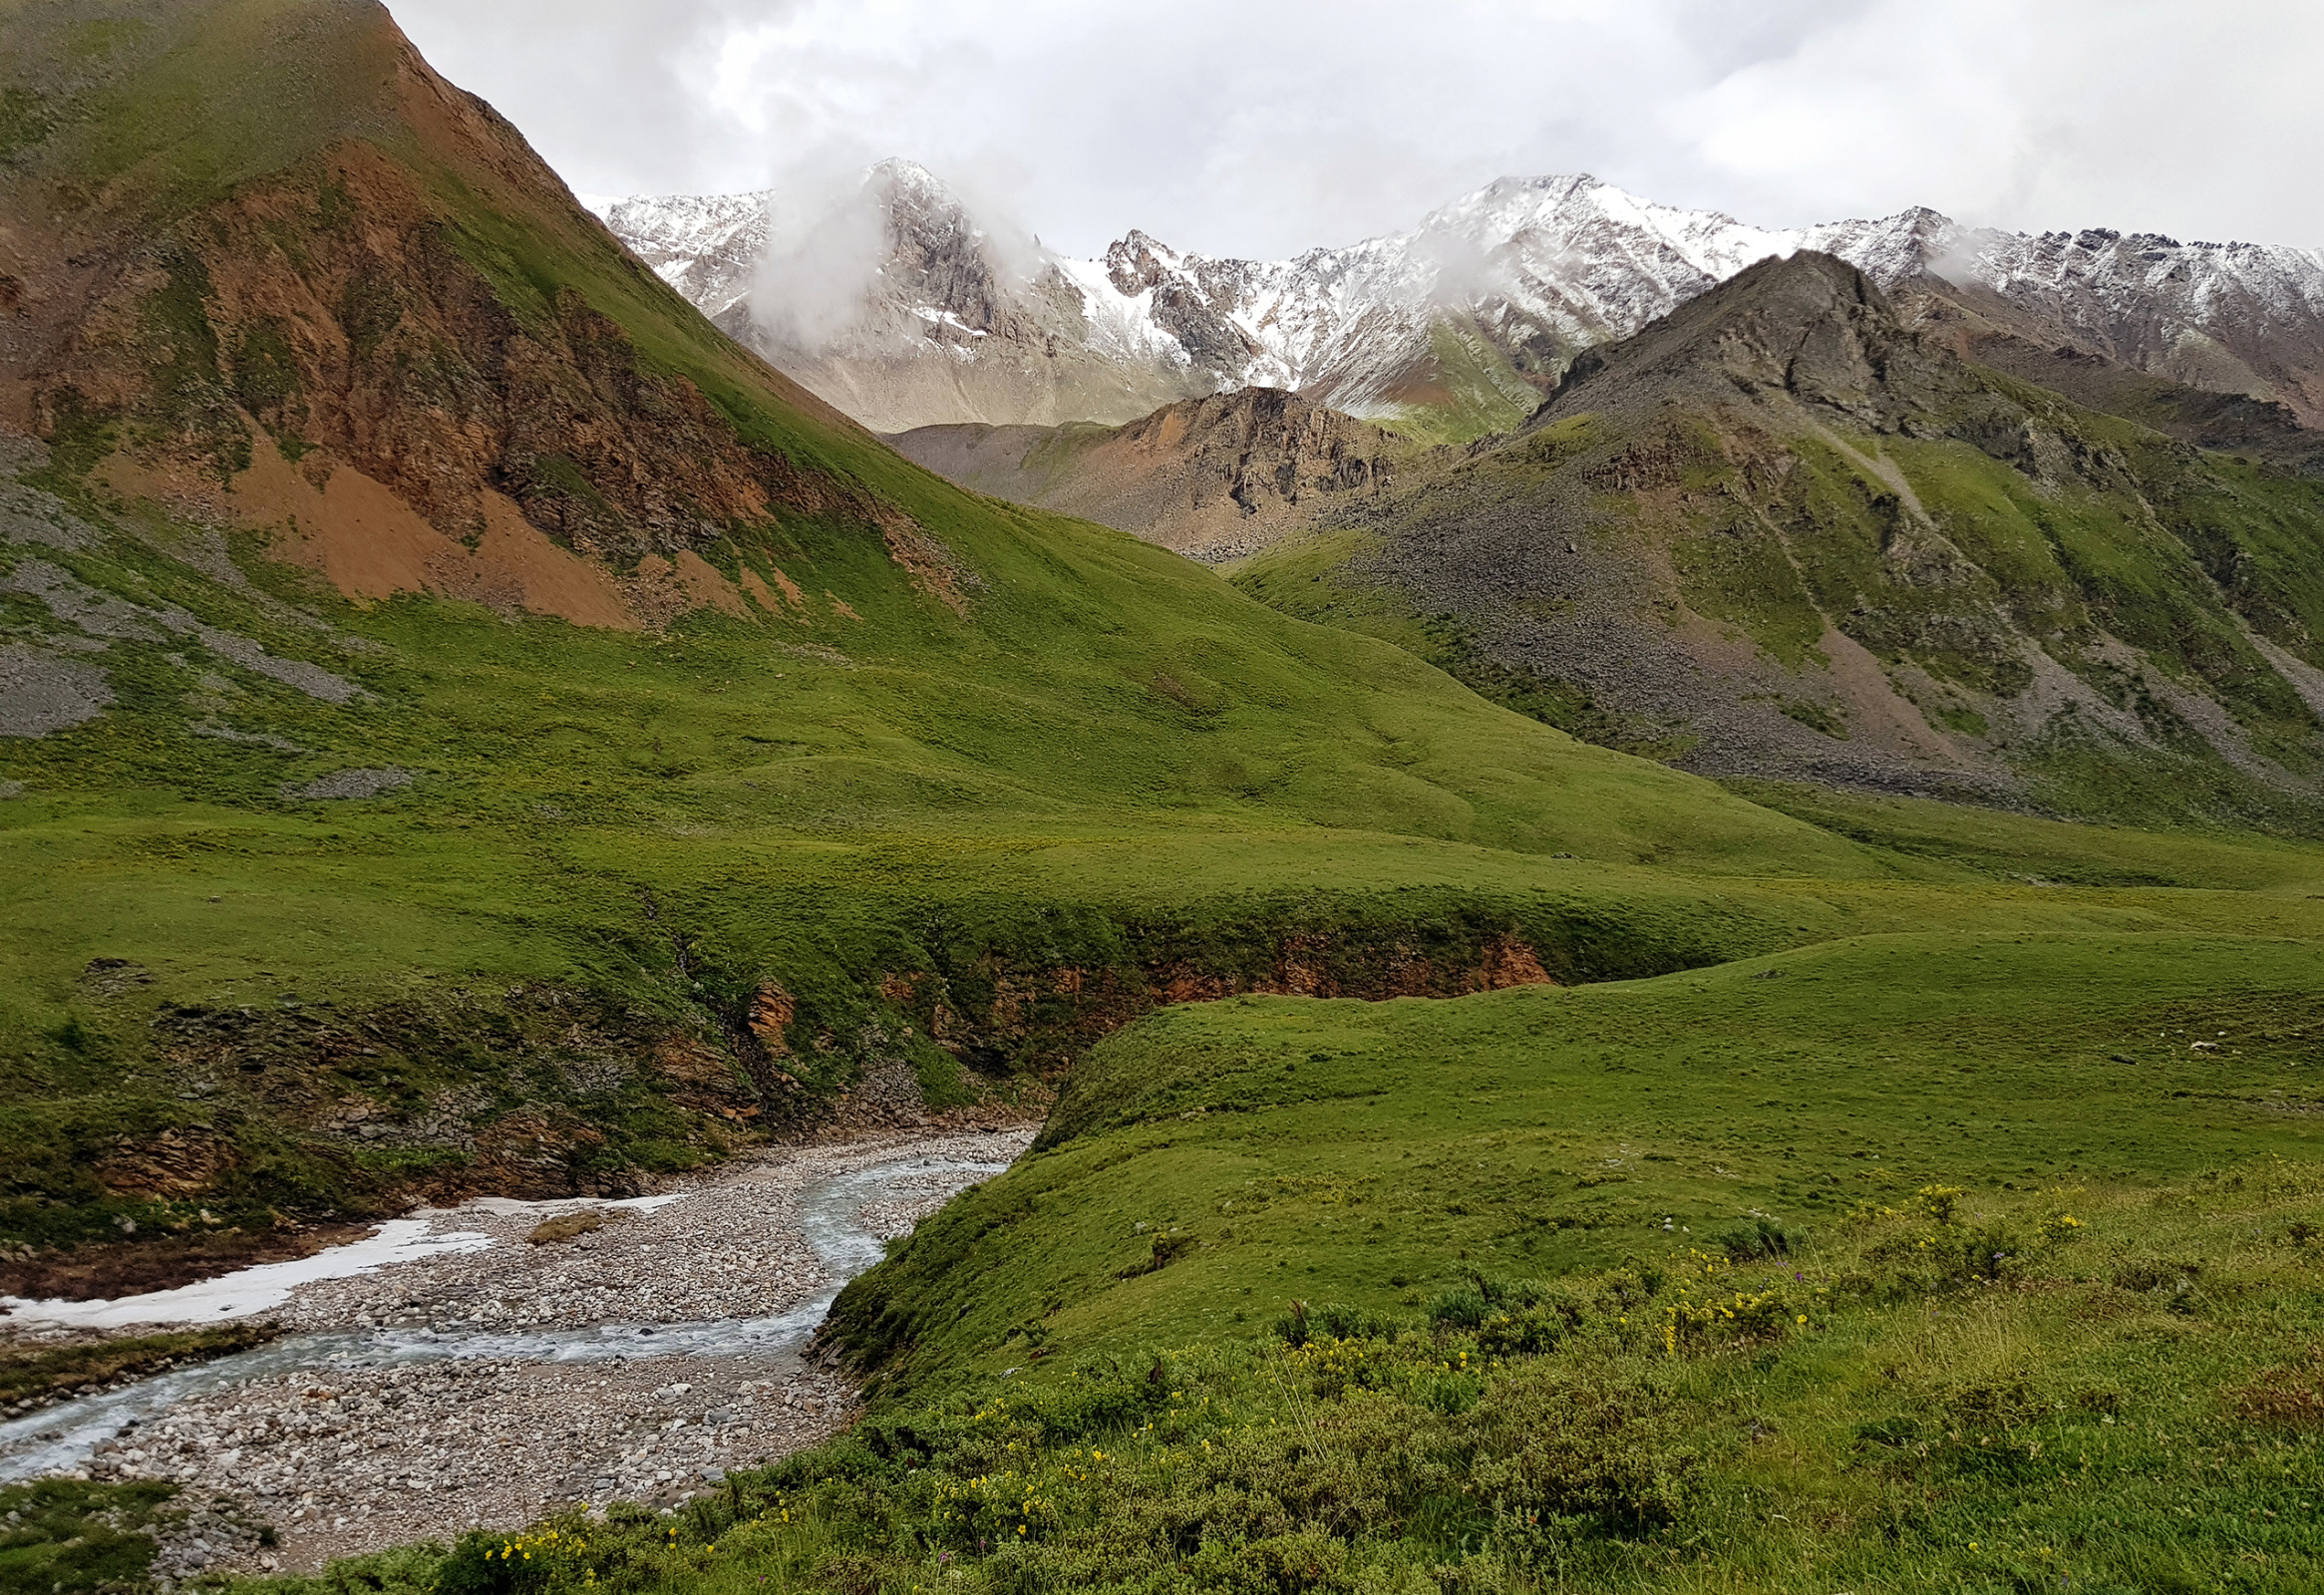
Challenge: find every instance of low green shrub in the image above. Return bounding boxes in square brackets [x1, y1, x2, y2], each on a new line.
[1715, 1216, 1791, 1261]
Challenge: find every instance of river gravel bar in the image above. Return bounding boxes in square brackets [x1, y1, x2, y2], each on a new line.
[9, 1128, 1031, 1573]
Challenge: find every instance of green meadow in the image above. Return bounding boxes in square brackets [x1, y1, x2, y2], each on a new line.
[836, 931, 2324, 1394]
[21, 425, 2324, 1586]
[147, 924, 2324, 1595]
[8, 6, 2324, 1587]
[18, 473, 2324, 1252]
[1, 464, 1880, 1248]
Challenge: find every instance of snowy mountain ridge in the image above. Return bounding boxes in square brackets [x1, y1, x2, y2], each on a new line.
[591, 189, 771, 322]
[585, 167, 2324, 437]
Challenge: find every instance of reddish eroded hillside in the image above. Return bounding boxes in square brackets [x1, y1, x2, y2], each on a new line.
[0, 0, 938, 626]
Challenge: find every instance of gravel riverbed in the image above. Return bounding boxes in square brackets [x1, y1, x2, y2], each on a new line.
[3, 1127, 1032, 1575]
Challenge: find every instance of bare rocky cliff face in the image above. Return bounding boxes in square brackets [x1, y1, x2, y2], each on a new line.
[595, 170, 2324, 441]
[886, 387, 1406, 561]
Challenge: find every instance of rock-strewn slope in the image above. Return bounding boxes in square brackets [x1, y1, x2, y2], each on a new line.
[887, 388, 1407, 561]
[596, 170, 2324, 440]
[1235, 251, 2324, 827]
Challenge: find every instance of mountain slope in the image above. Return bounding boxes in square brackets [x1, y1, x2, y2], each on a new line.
[0, 0, 1941, 1289]
[1235, 251, 2324, 827]
[885, 387, 1410, 562]
[598, 170, 2324, 443]
[0, 0, 906, 603]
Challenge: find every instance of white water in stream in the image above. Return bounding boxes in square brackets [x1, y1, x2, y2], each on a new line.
[0, 1153, 1007, 1484]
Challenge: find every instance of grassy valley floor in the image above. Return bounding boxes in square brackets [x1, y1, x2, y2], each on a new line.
[6, 5, 2324, 1590]
[120, 922, 2324, 1595]
[36, 434, 2324, 1288]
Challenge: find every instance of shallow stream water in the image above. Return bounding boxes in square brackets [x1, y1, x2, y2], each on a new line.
[0, 1152, 1007, 1484]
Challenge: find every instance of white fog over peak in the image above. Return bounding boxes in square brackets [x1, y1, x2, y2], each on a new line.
[590, 163, 2324, 438]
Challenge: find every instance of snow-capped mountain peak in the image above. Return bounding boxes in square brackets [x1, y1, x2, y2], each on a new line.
[594, 165, 2324, 437]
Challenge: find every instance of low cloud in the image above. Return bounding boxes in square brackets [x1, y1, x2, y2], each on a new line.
[385, 0, 2324, 260]
[742, 157, 1059, 352]
[748, 154, 890, 351]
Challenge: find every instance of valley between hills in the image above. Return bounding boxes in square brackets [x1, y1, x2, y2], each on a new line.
[4, 3, 2324, 1593]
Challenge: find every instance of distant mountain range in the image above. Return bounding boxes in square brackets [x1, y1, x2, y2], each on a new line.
[591, 164, 2324, 440]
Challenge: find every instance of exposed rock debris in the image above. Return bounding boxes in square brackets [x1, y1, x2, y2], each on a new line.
[30, 1130, 1032, 1572]
[0, 479, 99, 552]
[0, 558, 365, 703]
[0, 641, 112, 736]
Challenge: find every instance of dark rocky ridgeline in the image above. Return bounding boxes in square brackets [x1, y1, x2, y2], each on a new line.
[1101, 231, 1267, 383]
[1259, 251, 2324, 827]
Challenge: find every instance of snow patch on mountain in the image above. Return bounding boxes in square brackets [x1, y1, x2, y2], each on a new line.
[588, 190, 769, 322]
[591, 168, 2324, 434]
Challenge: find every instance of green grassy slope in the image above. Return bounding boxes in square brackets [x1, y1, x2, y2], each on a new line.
[1, 3, 2321, 1358]
[246, 928, 2324, 1595]
[52, 446, 2324, 1259]
[834, 931, 2324, 1394]
[766, 930, 2324, 1592]
[0, 0, 1981, 1272]
[0, 434, 1912, 1261]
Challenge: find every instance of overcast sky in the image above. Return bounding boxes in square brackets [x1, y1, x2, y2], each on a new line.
[385, 0, 2324, 259]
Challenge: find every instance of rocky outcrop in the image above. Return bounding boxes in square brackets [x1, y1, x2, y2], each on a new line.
[888, 387, 1407, 560]
[1941, 326, 2324, 478]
